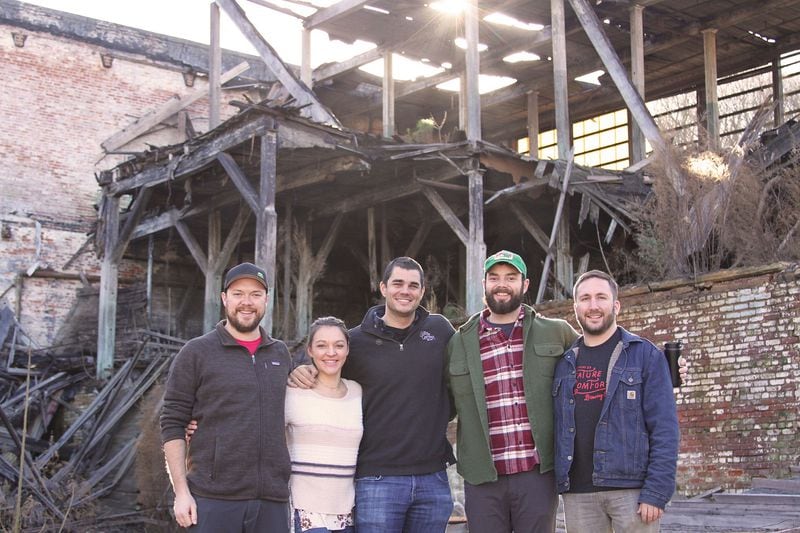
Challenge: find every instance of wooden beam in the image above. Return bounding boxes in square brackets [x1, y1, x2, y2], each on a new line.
[421, 186, 469, 246]
[313, 47, 383, 83]
[255, 129, 278, 334]
[217, 206, 251, 271]
[773, 58, 785, 127]
[536, 151, 574, 303]
[629, 4, 646, 163]
[304, 0, 368, 29]
[203, 211, 222, 332]
[405, 218, 432, 258]
[107, 113, 274, 196]
[315, 168, 462, 218]
[382, 51, 395, 138]
[281, 203, 293, 338]
[312, 212, 344, 274]
[209, 3, 222, 129]
[527, 90, 539, 156]
[509, 202, 550, 253]
[466, 158, 486, 314]
[216, 0, 341, 127]
[367, 207, 378, 291]
[566, 0, 685, 193]
[216, 152, 260, 214]
[552, 0, 570, 159]
[301, 28, 312, 86]
[101, 61, 249, 152]
[175, 219, 209, 275]
[464, 0, 481, 143]
[111, 187, 152, 263]
[703, 28, 720, 150]
[97, 194, 120, 379]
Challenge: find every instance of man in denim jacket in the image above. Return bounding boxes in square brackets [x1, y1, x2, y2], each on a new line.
[553, 270, 679, 532]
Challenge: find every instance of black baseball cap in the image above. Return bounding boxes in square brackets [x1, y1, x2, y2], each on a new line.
[223, 262, 268, 291]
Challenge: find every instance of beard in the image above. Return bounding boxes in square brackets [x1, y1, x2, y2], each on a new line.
[225, 306, 264, 335]
[485, 287, 524, 315]
[577, 310, 616, 336]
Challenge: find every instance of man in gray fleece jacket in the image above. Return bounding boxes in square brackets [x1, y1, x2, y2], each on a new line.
[160, 263, 292, 532]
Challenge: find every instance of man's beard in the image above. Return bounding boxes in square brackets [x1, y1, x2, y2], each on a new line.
[485, 287, 523, 315]
[577, 310, 616, 336]
[226, 307, 264, 334]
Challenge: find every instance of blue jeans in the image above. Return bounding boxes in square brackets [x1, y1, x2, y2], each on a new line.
[354, 471, 454, 533]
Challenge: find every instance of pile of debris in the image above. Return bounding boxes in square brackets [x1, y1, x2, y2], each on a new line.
[0, 301, 181, 531]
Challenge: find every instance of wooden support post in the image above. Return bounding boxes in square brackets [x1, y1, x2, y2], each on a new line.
[459, 72, 467, 131]
[466, 159, 486, 314]
[629, 4, 646, 163]
[256, 128, 278, 334]
[772, 57, 785, 127]
[537, 152, 574, 303]
[295, 220, 311, 340]
[209, 2, 221, 129]
[552, 0, 570, 158]
[382, 51, 395, 138]
[367, 208, 378, 291]
[204, 211, 222, 332]
[301, 28, 312, 87]
[527, 90, 539, 156]
[703, 29, 720, 151]
[566, 0, 685, 196]
[146, 235, 153, 323]
[406, 219, 432, 258]
[281, 202, 293, 339]
[381, 206, 390, 268]
[464, 0, 481, 143]
[97, 195, 120, 379]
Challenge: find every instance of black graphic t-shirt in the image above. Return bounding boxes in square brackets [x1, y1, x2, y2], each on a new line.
[568, 327, 621, 493]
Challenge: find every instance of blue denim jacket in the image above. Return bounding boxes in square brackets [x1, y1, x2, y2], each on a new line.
[552, 327, 679, 509]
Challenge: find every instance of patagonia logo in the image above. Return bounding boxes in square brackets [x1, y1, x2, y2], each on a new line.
[420, 330, 436, 342]
[627, 390, 637, 400]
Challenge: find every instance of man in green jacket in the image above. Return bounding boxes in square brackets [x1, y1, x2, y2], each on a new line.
[446, 250, 578, 533]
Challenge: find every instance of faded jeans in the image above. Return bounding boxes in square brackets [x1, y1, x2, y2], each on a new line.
[562, 489, 661, 533]
[354, 471, 454, 533]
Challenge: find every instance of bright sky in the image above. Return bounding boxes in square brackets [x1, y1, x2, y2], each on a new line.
[22, 0, 544, 91]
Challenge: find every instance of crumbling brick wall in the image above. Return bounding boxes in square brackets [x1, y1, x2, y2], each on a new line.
[537, 263, 800, 495]
[0, 5, 258, 345]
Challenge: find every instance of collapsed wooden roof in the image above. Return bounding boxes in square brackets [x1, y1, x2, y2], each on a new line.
[308, 0, 800, 138]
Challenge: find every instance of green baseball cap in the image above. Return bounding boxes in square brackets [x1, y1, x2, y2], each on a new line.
[484, 250, 527, 277]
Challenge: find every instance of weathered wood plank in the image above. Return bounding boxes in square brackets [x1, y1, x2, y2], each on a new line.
[256, 130, 278, 334]
[216, 0, 341, 127]
[217, 152, 259, 214]
[315, 169, 462, 218]
[175, 219, 209, 275]
[304, 0, 368, 29]
[111, 187, 152, 263]
[97, 194, 120, 379]
[422, 186, 469, 246]
[107, 113, 274, 196]
[509, 202, 550, 253]
[101, 62, 249, 152]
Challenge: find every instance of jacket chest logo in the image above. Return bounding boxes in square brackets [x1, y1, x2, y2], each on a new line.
[420, 330, 435, 342]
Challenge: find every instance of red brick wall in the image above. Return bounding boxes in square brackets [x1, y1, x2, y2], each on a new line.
[0, 15, 255, 345]
[537, 264, 800, 495]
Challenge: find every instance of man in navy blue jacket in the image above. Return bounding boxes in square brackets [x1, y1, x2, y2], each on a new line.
[553, 270, 679, 532]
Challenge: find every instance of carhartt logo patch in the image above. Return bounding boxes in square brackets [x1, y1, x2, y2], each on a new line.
[420, 331, 435, 342]
[627, 390, 637, 400]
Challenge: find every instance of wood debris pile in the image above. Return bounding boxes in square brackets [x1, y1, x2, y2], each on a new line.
[0, 302, 181, 531]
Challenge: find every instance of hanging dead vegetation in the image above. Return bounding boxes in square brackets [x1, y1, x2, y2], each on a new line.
[621, 105, 800, 281]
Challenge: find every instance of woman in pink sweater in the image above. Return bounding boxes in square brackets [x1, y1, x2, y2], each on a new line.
[285, 317, 363, 533]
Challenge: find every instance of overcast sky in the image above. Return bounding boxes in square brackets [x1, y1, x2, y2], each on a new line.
[21, 0, 375, 68]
